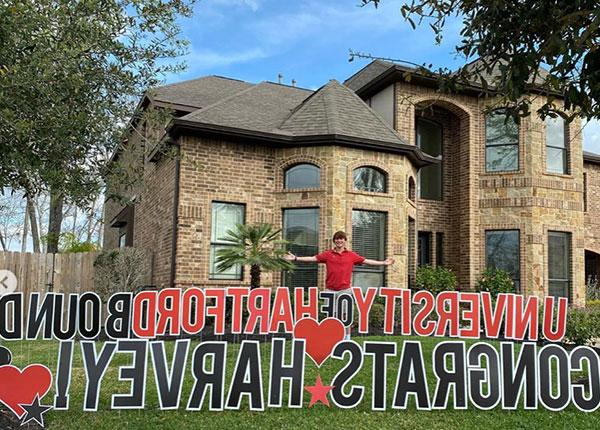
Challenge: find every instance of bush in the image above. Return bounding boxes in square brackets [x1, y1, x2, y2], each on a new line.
[93, 247, 151, 302]
[586, 299, 600, 311]
[415, 265, 457, 294]
[565, 308, 600, 345]
[476, 268, 516, 298]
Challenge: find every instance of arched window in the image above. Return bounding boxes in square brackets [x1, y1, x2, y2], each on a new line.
[408, 177, 416, 202]
[416, 118, 442, 200]
[353, 166, 387, 193]
[284, 163, 320, 189]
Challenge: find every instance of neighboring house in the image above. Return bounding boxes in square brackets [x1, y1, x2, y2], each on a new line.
[104, 59, 600, 306]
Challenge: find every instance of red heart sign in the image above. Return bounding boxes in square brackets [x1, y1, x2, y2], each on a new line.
[293, 317, 345, 366]
[0, 364, 52, 418]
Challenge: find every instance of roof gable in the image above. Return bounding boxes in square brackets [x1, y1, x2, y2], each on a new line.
[280, 79, 405, 145]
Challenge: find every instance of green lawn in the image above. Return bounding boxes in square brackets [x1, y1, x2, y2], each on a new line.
[3, 336, 600, 430]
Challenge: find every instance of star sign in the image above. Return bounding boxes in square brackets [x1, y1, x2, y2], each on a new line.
[304, 374, 334, 407]
[20, 394, 52, 427]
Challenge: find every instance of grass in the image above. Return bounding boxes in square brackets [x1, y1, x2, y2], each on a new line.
[3, 336, 600, 430]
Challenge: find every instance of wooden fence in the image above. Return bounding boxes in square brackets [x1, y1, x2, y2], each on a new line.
[0, 251, 98, 295]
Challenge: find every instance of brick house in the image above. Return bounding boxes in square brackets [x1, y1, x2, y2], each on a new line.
[103, 60, 600, 306]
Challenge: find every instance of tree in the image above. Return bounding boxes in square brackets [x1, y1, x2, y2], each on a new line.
[361, 0, 600, 121]
[215, 223, 295, 289]
[0, 0, 194, 252]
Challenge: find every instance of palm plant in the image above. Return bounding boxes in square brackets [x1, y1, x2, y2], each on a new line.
[215, 223, 295, 289]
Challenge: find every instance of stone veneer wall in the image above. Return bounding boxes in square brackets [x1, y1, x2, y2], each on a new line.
[584, 161, 600, 255]
[173, 136, 416, 288]
[393, 82, 585, 304]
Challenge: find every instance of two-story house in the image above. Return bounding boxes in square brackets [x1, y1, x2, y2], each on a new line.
[103, 59, 600, 306]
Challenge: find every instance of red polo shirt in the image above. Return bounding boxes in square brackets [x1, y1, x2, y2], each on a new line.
[315, 249, 365, 291]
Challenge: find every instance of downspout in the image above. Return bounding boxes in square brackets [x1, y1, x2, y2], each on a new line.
[170, 145, 181, 287]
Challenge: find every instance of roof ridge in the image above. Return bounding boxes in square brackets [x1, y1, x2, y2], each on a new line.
[264, 80, 313, 92]
[153, 75, 251, 91]
[181, 83, 263, 120]
[323, 80, 339, 135]
[343, 59, 394, 85]
[332, 79, 406, 143]
[278, 82, 329, 129]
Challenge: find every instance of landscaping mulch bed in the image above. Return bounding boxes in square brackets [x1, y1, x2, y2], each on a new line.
[0, 405, 43, 430]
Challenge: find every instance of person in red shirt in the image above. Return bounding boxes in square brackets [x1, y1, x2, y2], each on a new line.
[285, 230, 394, 338]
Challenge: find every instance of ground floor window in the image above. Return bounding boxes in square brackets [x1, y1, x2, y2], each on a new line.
[548, 231, 571, 300]
[209, 202, 245, 280]
[485, 229, 521, 291]
[352, 210, 386, 289]
[418, 231, 431, 267]
[283, 208, 319, 289]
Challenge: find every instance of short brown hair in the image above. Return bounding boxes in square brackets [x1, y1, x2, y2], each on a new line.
[332, 231, 347, 241]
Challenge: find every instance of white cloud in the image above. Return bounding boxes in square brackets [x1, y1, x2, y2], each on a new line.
[583, 119, 600, 154]
[208, 0, 264, 12]
[185, 47, 269, 70]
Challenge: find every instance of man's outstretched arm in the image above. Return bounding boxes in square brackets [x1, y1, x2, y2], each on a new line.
[363, 257, 395, 266]
[284, 252, 318, 263]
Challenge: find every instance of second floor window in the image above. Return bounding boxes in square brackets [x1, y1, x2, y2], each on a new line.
[353, 166, 387, 193]
[485, 111, 519, 172]
[284, 163, 320, 189]
[546, 116, 568, 174]
[416, 118, 443, 200]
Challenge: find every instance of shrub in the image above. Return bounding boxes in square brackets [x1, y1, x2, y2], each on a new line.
[586, 276, 600, 301]
[93, 247, 151, 302]
[415, 265, 457, 295]
[565, 308, 600, 346]
[476, 268, 516, 298]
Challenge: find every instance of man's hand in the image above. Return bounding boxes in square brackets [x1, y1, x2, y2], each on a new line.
[383, 257, 395, 266]
[284, 252, 297, 261]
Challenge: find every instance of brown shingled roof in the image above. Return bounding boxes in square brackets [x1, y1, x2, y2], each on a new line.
[148, 75, 254, 109]
[280, 79, 405, 145]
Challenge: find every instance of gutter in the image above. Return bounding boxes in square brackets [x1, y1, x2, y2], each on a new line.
[352, 65, 563, 101]
[167, 119, 439, 168]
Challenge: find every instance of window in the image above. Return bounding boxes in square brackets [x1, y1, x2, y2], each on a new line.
[284, 163, 320, 189]
[408, 177, 416, 202]
[546, 117, 568, 174]
[485, 230, 520, 291]
[548, 231, 571, 299]
[118, 233, 127, 248]
[436, 232, 444, 266]
[416, 118, 443, 200]
[485, 111, 519, 172]
[353, 166, 387, 193]
[418, 232, 431, 267]
[283, 208, 319, 289]
[352, 210, 387, 289]
[209, 202, 245, 280]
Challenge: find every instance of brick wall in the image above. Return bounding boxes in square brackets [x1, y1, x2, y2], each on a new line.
[173, 137, 416, 288]
[392, 81, 586, 304]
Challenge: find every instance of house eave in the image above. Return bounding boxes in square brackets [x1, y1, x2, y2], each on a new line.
[168, 119, 438, 168]
[352, 65, 562, 101]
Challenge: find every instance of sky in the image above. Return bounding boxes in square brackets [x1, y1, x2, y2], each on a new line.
[171, 0, 600, 153]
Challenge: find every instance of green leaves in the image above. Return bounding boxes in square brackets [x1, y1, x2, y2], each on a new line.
[373, 0, 600, 121]
[214, 223, 295, 288]
[0, 0, 194, 207]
